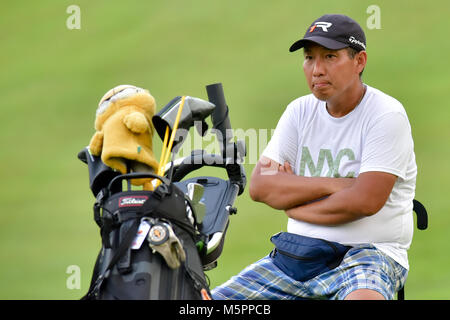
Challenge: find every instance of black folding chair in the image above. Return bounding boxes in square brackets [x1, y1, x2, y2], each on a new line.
[397, 199, 428, 300]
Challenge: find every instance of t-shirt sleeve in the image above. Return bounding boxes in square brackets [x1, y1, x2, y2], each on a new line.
[360, 112, 413, 180]
[262, 102, 299, 167]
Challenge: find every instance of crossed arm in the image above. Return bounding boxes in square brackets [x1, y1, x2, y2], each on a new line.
[249, 156, 397, 226]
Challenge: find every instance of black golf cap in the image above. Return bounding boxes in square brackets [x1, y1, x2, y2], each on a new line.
[289, 14, 366, 52]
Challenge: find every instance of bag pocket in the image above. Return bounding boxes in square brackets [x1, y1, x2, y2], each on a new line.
[270, 232, 351, 282]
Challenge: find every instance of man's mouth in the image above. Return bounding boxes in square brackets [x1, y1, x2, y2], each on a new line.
[313, 82, 331, 89]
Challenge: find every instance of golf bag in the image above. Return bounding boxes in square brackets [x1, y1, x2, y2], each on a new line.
[80, 170, 210, 300]
[79, 83, 246, 300]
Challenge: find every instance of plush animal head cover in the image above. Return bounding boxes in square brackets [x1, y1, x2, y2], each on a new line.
[88, 85, 159, 184]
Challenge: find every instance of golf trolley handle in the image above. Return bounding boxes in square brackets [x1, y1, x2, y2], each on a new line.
[107, 172, 170, 194]
[205, 83, 247, 194]
[206, 83, 233, 155]
[171, 152, 225, 179]
[170, 151, 246, 195]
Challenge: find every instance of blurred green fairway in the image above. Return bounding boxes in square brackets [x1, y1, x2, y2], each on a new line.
[1, 0, 449, 299]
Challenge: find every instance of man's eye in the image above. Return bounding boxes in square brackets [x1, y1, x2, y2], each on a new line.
[326, 54, 336, 59]
[304, 55, 312, 60]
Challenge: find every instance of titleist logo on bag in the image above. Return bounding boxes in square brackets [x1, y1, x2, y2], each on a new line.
[119, 196, 148, 207]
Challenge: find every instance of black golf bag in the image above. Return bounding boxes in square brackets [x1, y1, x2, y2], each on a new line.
[79, 83, 246, 300]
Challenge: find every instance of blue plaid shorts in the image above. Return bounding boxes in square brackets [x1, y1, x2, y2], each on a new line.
[212, 244, 408, 300]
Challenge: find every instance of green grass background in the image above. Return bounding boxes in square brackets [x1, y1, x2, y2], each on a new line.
[0, 0, 448, 299]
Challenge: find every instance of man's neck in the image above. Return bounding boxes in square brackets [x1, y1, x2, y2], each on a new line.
[326, 82, 366, 118]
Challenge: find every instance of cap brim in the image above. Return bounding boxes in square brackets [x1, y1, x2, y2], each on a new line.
[289, 36, 349, 52]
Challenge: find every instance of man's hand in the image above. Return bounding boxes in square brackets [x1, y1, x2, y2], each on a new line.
[278, 161, 294, 174]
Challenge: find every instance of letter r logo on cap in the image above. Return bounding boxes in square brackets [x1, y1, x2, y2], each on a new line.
[311, 22, 332, 32]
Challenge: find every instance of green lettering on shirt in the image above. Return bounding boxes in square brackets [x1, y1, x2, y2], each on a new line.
[299, 146, 356, 178]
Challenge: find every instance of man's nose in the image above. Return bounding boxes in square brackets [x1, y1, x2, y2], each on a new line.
[312, 58, 325, 77]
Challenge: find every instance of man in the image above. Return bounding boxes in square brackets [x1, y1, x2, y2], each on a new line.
[212, 14, 417, 300]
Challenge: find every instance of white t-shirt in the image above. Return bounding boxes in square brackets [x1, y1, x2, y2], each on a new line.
[262, 84, 417, 269]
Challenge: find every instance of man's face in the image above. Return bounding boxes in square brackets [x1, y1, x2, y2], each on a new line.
[302, 43, 365, 101]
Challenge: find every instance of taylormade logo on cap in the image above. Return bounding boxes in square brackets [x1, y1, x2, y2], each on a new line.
[349, 36, 366, 50]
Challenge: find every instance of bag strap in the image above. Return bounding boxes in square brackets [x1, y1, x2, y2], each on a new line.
[183, 262, 210, 295]
[82, 218, 140, 300]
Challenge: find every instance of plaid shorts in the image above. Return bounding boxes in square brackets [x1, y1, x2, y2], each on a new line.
[211, 244, 408, 300]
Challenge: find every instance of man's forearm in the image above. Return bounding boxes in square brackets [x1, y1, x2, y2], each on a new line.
[285, 171, 397, 225]
[249, 159, 354, 210]
[252, 174, 353, 210]
[285, 188, 365, 225]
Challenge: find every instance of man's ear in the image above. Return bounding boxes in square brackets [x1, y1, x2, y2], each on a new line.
[356, 50, 367, 75]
